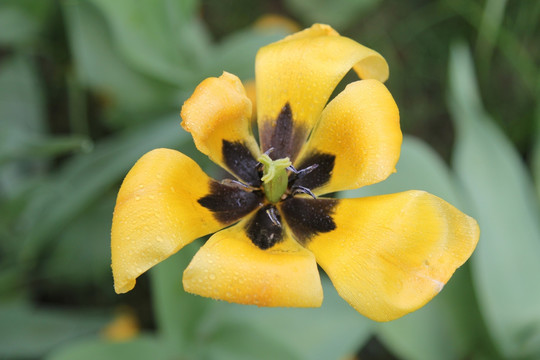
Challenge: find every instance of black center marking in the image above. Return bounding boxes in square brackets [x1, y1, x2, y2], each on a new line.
[290, 152, 335, 191]
[259, 103, 307, 162]
[280, 197, 337, 245]
[246, 205, 284, 250]
[222, 140, 262, 187]
[198, 181, 263, 224]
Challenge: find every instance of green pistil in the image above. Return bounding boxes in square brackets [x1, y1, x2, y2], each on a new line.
[258, 153, 291, 203]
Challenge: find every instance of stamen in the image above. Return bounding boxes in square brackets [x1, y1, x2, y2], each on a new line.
[220, 179, 255, 191]
[291, 185, 317, 199]
[266, 207, 281, 226]
[286, 165, 298, 174]
[297, 164, 319, 175]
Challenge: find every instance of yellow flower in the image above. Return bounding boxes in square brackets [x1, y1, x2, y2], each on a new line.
[101, 308, 139, 341]
[111, 24, 479, 322]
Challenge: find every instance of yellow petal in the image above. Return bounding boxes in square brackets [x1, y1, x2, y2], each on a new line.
[256, 24, 389, 161]
[253, 14, 301, 33]
[181, 72, 261, 186]
[112, 149, 227, 294]
[305, 191, 479, 321]
[294, 79, 401, 195]
[242, 79, 257, 122]
[101, 308, 139, 341]
[183, 222, 323, 307]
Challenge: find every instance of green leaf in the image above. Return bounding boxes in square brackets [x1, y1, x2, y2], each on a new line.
[0, 301, 108, 359]
[19, 115, 190, 266]
[284, 0, 380, 30]
[534, 143, 540, 201]
[343, 136, 484, 360]
[149, 240, 214, 353]
[41, 192, 116, 290]
[202, 323, 303, 360]
[62, 0, 180, 121]
[476, 0, 508, 63]
[0, 134, 92, 165]
[86, 0, 210, 84]
[533, 104, 540, 201]
[207, 278, 373, 360]
[0, 0, 53, 46]
[449, 42, 540, 359]
[47, 335, 174, 360]
[207, 27, 289, 80]
[0, 54, 46, 195]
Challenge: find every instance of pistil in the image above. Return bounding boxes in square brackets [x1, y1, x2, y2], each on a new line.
[258, 153, 291, 203]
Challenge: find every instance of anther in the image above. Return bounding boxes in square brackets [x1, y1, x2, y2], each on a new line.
[266, 207, 281, 226]
[287, 163, 319, 175]
[291, 185, 317, 199]
[220, 179, 255, 191]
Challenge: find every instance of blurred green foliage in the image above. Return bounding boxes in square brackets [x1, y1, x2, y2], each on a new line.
[0, 0, 539, 359]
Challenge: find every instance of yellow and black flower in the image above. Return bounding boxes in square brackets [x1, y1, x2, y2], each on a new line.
[111, 24, 479, 322]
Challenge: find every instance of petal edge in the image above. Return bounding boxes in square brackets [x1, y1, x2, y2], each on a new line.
[295, 79, 401, 194]
[306, 191, 479, 321]
[181, 72, 261, 185]
[256, 24, 389, 161]
[111, 149, 226, 293]
[183, 222, 323, 307]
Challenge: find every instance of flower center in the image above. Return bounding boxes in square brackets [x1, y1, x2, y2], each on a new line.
[258, 153, 291, 203]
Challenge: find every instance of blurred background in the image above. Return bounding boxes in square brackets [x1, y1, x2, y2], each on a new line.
[1, 0, 539, 359]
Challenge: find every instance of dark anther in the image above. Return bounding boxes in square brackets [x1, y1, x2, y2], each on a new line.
[286, 165, 297, 174]
[266, 207, 281, 226]
[287, 163, 318, 175]
[291, 185, 317, 199]
[289, 152, 335, 191]
[220, 178, 255, 192]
